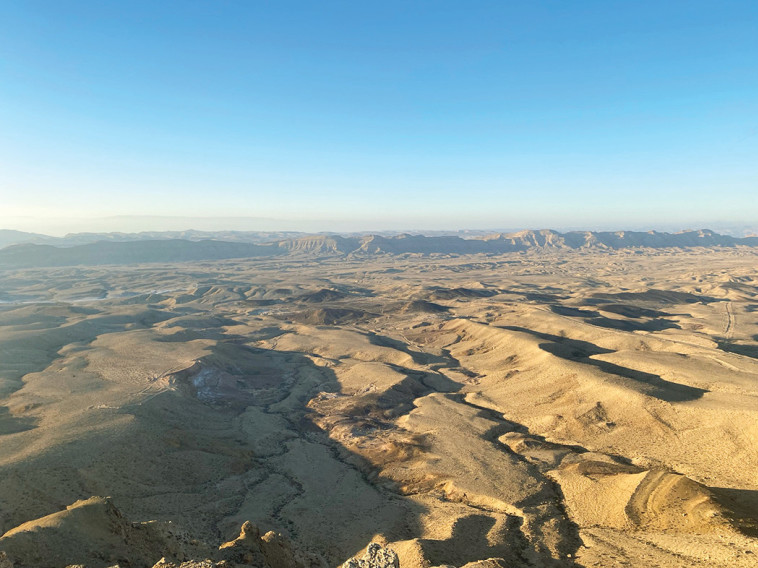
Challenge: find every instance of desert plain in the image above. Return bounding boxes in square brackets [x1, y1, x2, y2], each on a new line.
[1, 243, 758, 567]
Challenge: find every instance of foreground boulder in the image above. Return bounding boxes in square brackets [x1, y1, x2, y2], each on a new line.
[153, 560, 228, 568]
[341, 544, 399, 568]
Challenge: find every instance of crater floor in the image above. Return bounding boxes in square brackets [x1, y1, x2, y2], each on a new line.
[1, 249, 757, 567]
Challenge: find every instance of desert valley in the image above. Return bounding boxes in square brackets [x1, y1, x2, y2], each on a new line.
[0, 230, 757, 567]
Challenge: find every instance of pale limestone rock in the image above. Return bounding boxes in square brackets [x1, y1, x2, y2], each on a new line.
[341, 543, 399, 568]
[152, 558, 228, 568]
[460, 559, 510, 568]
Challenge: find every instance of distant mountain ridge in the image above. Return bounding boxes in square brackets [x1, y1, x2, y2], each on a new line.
[0, 239, 282, 268]
[277, 229, 758, 256]
[1, 229, 757, 268]
[0, 229, 52, 249]
[479, 228, 758, 250]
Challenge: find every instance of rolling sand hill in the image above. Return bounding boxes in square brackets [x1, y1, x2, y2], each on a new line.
[0, 246, 757, 566]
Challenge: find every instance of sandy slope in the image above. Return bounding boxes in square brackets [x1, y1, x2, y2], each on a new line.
[0, 249, 757, 567]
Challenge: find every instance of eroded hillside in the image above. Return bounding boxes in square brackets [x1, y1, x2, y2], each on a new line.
[1, 249, 757, 567]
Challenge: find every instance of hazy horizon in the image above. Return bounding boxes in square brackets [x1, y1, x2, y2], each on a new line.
[1, 213, 757, 239]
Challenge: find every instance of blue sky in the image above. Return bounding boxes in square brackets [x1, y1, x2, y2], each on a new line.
[1, 1, 756, 233]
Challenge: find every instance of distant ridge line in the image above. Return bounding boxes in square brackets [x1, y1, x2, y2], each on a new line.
[276, 229, 758, 255]
[1, 229, 757, 267]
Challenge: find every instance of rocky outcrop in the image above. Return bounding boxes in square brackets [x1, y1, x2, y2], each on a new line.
[217, 521, 321, 568]
[149, 521, 325, 568]
[0, 497, 199, 568]
[153, 560, 228, 568]
[457, 560, 510, 568]
[0, 498, 319, 568]
[341, 544, 399, 568]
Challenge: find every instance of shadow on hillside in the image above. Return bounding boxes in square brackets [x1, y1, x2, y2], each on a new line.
[549, 303, 681, 332]
[0, 406, 38, 435]
[1, 320, 584, 567]
[717, 340, 758, 360]
[709, 487, 758, 537]
[500, 326, 707, 402]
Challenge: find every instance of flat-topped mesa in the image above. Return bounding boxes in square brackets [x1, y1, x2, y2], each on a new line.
[276, 235, 362, 254]
[483, 229, 564, 249]
[356, 234, 491, 255]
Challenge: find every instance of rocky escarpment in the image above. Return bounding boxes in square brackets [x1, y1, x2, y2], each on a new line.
[0, 500, 508, 568]
[0, 499, 318, 568]
[276, 229, 758, 257]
